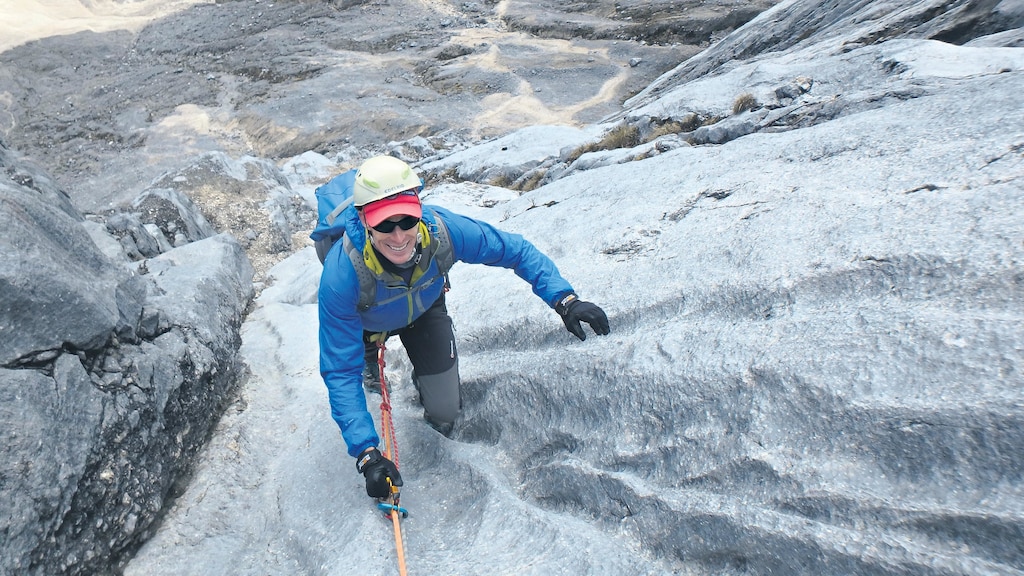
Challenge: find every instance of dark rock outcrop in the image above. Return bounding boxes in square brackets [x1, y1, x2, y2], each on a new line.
[1, 142, 254, 575]
[502, 0, 778, 45]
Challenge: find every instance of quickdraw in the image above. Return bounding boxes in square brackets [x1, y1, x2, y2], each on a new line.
[375, 340, 409, 575]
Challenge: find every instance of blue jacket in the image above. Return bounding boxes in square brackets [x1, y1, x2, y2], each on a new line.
[318, 204, 574, 457]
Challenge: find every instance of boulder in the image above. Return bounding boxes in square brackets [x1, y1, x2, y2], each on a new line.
[0, 142, 254, 576]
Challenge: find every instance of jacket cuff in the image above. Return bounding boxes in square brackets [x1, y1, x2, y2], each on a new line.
[554, 292, 578, 315]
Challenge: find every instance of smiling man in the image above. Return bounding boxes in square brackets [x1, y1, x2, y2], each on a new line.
[315, 155, 610, 499]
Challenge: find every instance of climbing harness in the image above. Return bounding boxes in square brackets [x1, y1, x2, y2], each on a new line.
[375, 340, 409, 576]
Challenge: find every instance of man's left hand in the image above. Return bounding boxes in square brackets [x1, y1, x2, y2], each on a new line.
[555, 293, 610, 341]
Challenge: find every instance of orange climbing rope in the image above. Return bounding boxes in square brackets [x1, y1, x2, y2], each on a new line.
[375, 341, 408, 576]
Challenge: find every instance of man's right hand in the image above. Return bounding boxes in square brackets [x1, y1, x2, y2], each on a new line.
[356, 447, 403, 498]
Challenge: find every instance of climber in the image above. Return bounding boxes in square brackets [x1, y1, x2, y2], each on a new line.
[315, 155, 610, 498]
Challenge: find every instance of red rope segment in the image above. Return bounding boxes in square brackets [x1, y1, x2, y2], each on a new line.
[375, 341, 408, 576]
[376, 341, 399, 469]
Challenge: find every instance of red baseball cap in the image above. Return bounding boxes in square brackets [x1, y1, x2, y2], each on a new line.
[362, 189, 422, 227]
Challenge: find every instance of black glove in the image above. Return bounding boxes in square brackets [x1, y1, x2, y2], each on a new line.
[555, 293, 610, 341]
[356, 447, 403, 498]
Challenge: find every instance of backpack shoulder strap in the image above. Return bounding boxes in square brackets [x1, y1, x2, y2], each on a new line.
[341, 235, 378, 312]
[326, 197, 355, 227]
[314, 237, 335, 264]
[426, 209, 454, 276]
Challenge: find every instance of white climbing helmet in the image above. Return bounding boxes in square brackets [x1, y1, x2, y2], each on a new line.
[353, 155, 422, 207]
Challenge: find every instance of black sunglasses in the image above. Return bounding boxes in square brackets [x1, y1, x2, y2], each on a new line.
[371, 215, 420, 233]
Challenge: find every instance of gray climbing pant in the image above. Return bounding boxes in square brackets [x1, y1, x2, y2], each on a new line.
[363, 294, 461, 429]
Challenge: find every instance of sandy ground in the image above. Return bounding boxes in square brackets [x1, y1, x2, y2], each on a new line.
[0, 0, 209, 52]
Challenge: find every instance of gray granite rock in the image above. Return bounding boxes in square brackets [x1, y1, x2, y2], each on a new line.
[629, 0, 1024, 106]
[0, 145, 123, 366]
[1, 142, 254, 576]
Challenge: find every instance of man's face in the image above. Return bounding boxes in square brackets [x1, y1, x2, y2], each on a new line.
[366, 213, 420, 265]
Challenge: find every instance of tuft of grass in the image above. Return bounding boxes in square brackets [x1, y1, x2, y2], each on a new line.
[677, 113, 702, 132]
[566, 123, 642, 163]
[732, 93, 759, 114]
[564, 144, 591, 164]
[601, 123, 642, 149]
[649, 119, 688, 139]
[487, 172, 515, 189]
[485, 169, 546, 191]
[518, 170, 546, 192]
